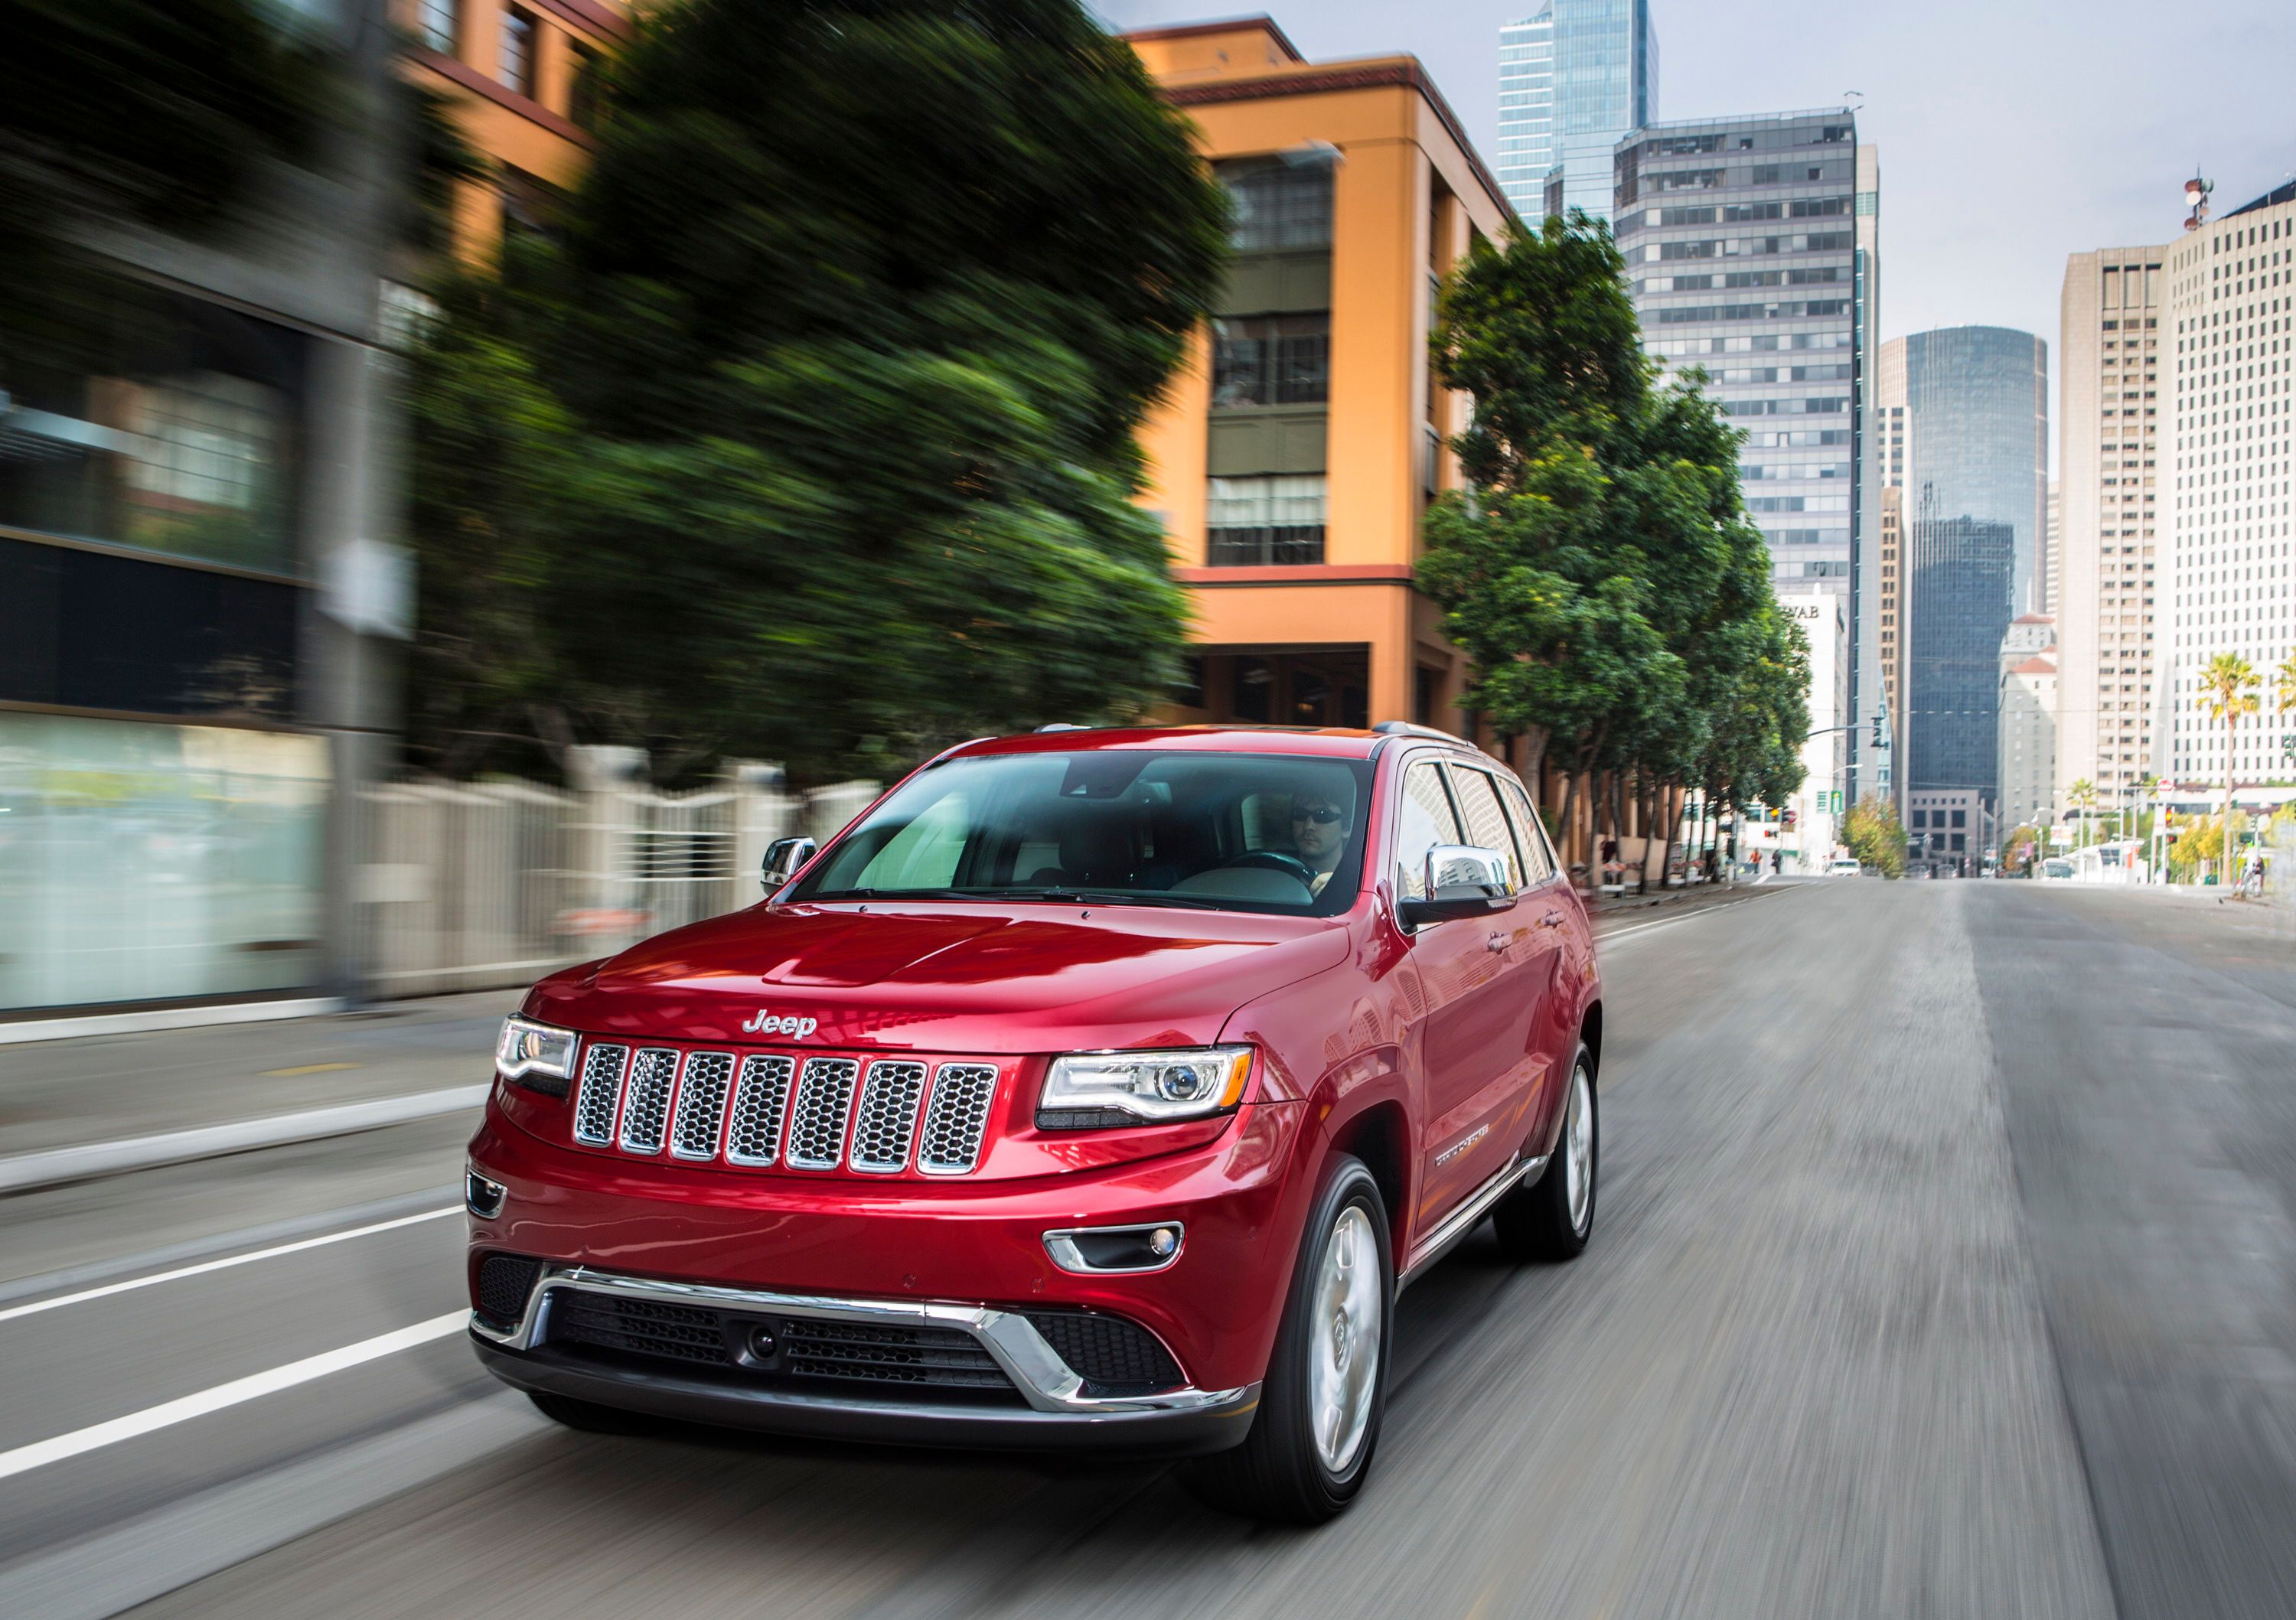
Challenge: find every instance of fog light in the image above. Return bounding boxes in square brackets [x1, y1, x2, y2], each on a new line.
[465, 1169, 507, 1220]
[1042, 1221, 1187, 1273]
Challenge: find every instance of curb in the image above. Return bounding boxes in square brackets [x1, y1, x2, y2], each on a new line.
[0, 1085, 491, 1197]
[0, 998, 346, 1048]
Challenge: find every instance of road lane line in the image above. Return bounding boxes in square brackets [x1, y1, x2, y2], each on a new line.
[1596, 885, 1805, 949]
[0, 1393, 548, 1620]
[0, 1312, 470, 1483]
[0, 1184, 461, 1310]
[0, 1207, 461, 1326]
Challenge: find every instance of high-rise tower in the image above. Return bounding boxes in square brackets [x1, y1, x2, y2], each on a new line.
[1499, 0, 1657, 222]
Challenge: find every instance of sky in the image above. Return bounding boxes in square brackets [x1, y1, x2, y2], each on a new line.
[1096, 0, 2296, 462]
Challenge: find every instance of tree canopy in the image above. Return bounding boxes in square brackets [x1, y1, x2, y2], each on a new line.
[406, 0, 1230, 781]
[1419, 210, 1807, 857]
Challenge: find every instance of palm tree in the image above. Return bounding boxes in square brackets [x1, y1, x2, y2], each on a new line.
[2066, 777, 2097, 852]
[2200, 653, 2261, 885]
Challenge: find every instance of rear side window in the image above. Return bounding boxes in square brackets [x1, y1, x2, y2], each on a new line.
[1496, 776, 1557, 884]
[1449, 768, 1523, 889]
[1394, 761, 1461, 899]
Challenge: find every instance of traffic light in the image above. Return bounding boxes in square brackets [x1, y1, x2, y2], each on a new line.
[1870, 714, 1885, 748]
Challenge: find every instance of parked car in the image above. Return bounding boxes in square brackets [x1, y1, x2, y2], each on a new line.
[1827, 856, 1864, 876]
[465, 724, 1603, 1524]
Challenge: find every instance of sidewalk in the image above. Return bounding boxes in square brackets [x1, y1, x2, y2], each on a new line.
[0, 991, 508, 1188]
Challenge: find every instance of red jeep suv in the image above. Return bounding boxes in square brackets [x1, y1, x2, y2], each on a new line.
[467, 723, 1601, 1522]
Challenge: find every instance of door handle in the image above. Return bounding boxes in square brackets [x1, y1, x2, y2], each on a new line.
[1486, 932, 1508, 953]
[1540, 911, 1565, 929]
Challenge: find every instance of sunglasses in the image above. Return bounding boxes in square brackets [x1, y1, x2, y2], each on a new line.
[1293, 806, 1344, 826]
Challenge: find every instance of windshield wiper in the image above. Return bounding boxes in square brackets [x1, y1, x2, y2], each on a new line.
[964, 886, 1228, 911]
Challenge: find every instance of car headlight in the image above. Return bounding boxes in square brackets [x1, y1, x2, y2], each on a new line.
[496, 1015, 579, 1094]
[1036, 1046, 1254, 1129]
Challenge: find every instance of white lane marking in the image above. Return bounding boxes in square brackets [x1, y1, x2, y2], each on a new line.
[0, 1207, 461, 1326]
[0, 1312, 468, 1482]
[1596, 888, 1802, 948]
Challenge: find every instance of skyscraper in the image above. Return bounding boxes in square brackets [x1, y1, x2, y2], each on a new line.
[1898, 326, 2047, 810]
[1612, 109, 1874, 794]
[1498, 0, 1657, 223]
[2161, 180, 2296, 788]
[2056, 246, 2166, 819]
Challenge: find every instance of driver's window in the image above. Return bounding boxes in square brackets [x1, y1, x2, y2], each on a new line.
[1394, 762, 1461, 900]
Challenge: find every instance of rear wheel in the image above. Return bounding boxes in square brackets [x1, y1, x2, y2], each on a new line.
[1492, 1044, 1597, 1261]
[1181, 1154, 1391, 1524]
[527, 1390, 665, 1436]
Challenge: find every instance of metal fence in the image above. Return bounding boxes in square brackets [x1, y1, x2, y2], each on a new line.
[352, 757, 879, 998]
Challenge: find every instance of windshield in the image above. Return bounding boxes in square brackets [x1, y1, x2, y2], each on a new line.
[787, 750, 1375, 915]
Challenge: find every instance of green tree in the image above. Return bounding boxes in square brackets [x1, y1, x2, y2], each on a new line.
[406, 0, 1228, 781]
[2063, 777, 2096, 849]
[1841, 794, 1907, 878]
[2199, 652, 2261, 884]
[1419, 210, 1781, 875]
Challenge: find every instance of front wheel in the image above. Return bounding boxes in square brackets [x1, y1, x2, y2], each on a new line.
[1181, 1154, 1391, 1524]
[1492, 1044, 1598, 1261]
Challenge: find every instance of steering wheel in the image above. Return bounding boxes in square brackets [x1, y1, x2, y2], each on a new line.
[1227, 850, 1316, 886]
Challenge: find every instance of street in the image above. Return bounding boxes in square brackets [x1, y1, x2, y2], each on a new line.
[2, 881, 2291, 1618]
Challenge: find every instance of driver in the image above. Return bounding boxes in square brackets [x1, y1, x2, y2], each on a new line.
[1290, 787, 1352, 897]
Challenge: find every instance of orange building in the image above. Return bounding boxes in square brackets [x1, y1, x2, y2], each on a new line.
[396, 0, 629, 258]
[1124, 18, 1513, 741]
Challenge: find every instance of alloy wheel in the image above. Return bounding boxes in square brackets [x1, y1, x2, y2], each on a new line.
[1309, 1203, 1382, 1474]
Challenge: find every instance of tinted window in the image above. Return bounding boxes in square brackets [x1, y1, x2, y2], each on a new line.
[1450, 768, 1522, 889]
[789, 751, 1372, 917]
[1394, 762, 1461, 900]
[1495, 775, 1557, 884]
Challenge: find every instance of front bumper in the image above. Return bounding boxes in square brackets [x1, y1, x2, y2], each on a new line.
[471, 1265, 1261, 1454]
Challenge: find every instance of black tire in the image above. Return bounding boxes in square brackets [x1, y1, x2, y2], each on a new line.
[1492, 1043, 1598, 1262]
[1181, 1154, 1391, 1524]
[527, 1390, 665, 1435]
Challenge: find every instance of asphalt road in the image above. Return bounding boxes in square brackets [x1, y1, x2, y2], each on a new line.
[1, 880, 2289, 1618]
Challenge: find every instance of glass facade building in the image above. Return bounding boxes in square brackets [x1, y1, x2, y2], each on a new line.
[1904, 513, 2015, 803]
[1613, 110, 1875, 791]
[1498, 0, 1656, 222]
[1897, 326, 2047, 810]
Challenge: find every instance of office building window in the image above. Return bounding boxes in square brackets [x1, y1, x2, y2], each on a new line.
[500, 6, 536, 97]
[1217, 160, 1332, 253]
[0, 276, 305, 574]
[419, 0, 458, 54]
[1206, 474, 1326, 566]
[1211, 314, 1329, 408]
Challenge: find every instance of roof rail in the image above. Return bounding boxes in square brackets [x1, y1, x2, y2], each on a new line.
[1371, 720, 1474, 747]
[1034, 723, 1091, 733]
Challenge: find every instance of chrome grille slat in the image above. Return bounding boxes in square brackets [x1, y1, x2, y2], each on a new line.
[617, 1048, 679, 1155]
[572, 1044, 630, 1146]
[848, 1061, 931, 1174]
[725, 1055, 797, 1166]
[784, 1058, 862, 1170]
[918, 1063, 999, 1175]
[669, 1051, 736, 1161]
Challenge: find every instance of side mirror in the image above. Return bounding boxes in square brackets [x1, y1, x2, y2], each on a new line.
[762, 836, 817, 892]
[1397, 845, 1518, 929]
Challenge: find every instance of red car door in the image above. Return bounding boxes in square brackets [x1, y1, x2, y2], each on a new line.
[1392, 757, 1529, 1230]
[1444, 764, 1561, 1172]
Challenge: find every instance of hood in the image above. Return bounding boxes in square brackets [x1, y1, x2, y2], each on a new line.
[525, 900, 1351, 1054]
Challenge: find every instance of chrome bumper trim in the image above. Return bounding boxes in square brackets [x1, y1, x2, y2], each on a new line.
[469, 1264, 1253, 1418]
